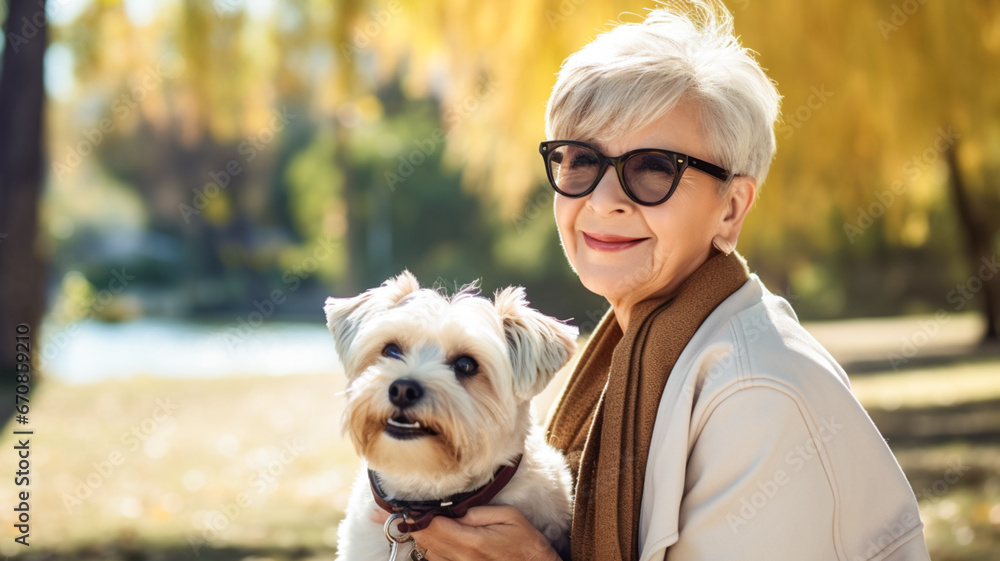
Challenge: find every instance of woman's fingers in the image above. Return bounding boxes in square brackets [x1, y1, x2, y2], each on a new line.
[409, 506, 559, 561]
[448, 505, 519, 527]
[370, 507, 389, 524]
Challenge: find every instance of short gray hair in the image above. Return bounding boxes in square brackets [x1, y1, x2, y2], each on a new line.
[544, 0, 781, 188]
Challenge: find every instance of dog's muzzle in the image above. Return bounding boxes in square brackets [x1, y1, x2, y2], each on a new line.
[384, 379, 436, 440]
[388, 378, 424, 408]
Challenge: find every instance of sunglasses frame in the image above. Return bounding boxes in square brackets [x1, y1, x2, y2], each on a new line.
[539, 140, 733, 206]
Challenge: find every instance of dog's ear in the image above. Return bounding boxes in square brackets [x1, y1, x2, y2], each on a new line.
[325, 271, 421, 375]
[494, 286, 578, 401]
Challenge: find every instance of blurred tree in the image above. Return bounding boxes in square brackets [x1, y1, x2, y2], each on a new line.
[52, 0, 358, 304]
[334, 0, 999, 332]
[0, 0, 47, 412]
[733, 0, 1000, 341]
[947, 145, 999, 342]
[34, 0, 1000, 332]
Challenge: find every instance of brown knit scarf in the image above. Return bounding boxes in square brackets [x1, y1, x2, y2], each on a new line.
[546, 251, 750, 561]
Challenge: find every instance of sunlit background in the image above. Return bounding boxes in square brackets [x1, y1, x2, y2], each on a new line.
[0, 0, 999, 559]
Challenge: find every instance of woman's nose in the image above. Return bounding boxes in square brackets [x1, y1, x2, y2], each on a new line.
[585, 167, 633, 215]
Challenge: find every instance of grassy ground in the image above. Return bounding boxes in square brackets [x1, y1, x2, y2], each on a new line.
[850, 361, 1000, 560]
[2, 356, 999, 559]
[0, 373, 355, 560]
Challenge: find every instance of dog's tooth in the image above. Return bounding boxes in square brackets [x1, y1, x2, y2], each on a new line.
[387, 418, 421, 429]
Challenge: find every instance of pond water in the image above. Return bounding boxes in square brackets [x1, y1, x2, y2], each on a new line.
[35, 313, 986, 385]
[38, 318, 342, 384]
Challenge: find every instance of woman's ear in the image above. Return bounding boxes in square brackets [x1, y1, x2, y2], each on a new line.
[714, 176, 757, 250]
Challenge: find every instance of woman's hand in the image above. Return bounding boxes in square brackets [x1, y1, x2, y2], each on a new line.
[410, 505, 562, 561]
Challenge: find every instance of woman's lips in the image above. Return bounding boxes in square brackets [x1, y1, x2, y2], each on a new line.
[582, 232, 649, 252]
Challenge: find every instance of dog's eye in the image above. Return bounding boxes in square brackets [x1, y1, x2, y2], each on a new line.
[452, 356, 478, 377]
[382, 343, 404, 360]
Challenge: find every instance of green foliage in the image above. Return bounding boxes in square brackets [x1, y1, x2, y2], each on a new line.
[34, 0, 1000, 323]
[283, 130, 348, 284]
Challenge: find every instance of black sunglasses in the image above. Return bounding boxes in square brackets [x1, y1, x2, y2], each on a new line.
[539, 140, 733, 206]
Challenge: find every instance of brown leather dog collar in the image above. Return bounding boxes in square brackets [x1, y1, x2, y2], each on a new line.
[369, 454, 522, 533]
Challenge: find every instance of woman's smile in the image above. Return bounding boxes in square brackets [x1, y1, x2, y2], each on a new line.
[581, 231, 650, 252]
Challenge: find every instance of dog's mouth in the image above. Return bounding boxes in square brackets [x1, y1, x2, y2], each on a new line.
[384, 414, 437, 440]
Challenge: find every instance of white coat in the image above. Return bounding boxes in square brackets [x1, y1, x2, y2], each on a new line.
[638, 276, 931, 561]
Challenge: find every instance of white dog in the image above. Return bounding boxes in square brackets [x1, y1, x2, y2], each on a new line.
[326, 271, 576, 561]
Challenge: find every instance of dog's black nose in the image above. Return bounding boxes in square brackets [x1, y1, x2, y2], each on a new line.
[388, 379, 424, 408]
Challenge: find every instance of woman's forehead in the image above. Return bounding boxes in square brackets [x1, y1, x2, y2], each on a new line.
[578, 102, 708, 157]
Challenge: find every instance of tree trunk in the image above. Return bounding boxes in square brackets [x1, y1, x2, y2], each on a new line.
[945, 141, 999, 344]
[0, 0, 49, 420]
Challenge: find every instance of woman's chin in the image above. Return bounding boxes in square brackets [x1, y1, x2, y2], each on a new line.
[578, 272, 636, 304]
[574, 254, 654, 296]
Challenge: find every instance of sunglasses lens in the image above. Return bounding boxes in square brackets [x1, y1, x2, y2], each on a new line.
[548, 144, 601, 196]
[623, 152, 679, 204]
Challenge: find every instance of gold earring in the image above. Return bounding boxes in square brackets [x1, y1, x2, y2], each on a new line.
[712, 236, 734, 256]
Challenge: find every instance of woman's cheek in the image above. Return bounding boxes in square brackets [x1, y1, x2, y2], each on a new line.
[553, 196, 577, 260]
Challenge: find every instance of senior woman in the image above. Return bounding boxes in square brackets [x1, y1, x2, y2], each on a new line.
[410, 2, 931, 560]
